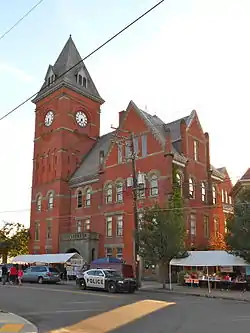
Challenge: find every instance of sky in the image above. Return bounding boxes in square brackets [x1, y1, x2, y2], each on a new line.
[0, 0, 249, 227]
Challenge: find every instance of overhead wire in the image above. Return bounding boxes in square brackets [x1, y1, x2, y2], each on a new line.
[0, 0, 45, 41]
[0, 0, 165, 122]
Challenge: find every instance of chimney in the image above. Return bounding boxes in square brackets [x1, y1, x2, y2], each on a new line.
[119, 110, 126, 127]
[180, 119, 187, 155]
[164, 126, 172, 155]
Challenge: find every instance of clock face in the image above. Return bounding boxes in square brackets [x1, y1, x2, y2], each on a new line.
[44, 111, 54, 127]
[75, 111, 88, 127]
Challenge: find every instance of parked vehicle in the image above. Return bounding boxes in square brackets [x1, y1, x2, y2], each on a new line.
[22, 266, 60, 284]
[76, 268, 137, 293]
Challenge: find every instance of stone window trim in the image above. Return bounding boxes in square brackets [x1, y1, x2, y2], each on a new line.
[36, 193, 43, 212]
[104, 243, 124, 248]
[75, 188, 83, 208]
[83, 186, 92, 207]
[47, 190, 55, 210]
[148, 171, 160, 197]
[104, 183, 113, 204]
[115, 180, 124, 203]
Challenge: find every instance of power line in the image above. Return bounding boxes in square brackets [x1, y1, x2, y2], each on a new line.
[0, 0, 165, 122]
[0, 0, 45, 41]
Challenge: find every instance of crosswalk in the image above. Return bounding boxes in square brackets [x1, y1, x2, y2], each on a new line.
[49, 299, 175, 333]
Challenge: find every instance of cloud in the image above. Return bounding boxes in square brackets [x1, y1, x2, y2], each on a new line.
[0, 63, 33, 82]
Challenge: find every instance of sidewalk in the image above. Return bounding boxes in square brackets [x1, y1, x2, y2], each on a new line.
[0, 310, 37, 333]
[139, 281, 250, 302]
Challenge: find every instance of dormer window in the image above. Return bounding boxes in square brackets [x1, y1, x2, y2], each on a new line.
[47, 74, 55, 87]
[77, 74, 87, 88]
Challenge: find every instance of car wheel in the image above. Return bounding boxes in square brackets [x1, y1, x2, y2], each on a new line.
[79, 279, 86, 290]
[108, 282, 117, 293]
[37, 277, 43, 284]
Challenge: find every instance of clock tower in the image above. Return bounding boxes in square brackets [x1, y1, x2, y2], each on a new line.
[29, 36, 104, 254]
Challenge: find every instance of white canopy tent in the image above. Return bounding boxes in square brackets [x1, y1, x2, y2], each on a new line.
[11, 253, 83, 264]
[169, 251, 248, 292]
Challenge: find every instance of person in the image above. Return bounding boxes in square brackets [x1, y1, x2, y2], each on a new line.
[1, 265, 8, 285]
[9, 265, 17, 285]
[17, 267, 24, 286]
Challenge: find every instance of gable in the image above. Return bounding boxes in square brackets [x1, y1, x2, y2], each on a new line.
[186, 110, 205, 139]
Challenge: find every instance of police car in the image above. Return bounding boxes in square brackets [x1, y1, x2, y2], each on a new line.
[76, 268, 137, 293]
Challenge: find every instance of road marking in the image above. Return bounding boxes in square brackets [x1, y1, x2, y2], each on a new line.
[49, 299, 175, 333]
[20, 285, 117, 298]
[66, 301, 100, 304]
[0, 324, 24, 332]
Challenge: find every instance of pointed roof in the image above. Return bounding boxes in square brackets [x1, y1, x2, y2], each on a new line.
[240, 168, 250, 181]
[32, 35, 104, 104]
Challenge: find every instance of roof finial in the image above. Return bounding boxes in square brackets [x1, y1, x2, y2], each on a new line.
[69, 34, 72, 38]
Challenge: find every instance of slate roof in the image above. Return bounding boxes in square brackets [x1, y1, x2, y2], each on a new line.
[70, 132, 114, 185]
[32, 36, 104, 104]
[240, 168, 250, 181]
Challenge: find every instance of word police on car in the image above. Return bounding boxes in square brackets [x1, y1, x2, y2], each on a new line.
[76, 268, 137, 293]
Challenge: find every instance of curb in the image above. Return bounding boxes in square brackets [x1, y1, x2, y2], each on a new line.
[0, 311, 38, 333]
[138, 288, 250, 302]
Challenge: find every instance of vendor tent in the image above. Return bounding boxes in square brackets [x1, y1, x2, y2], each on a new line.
[169, 251, 248, 292]
[11, 253, 83, 264]
[170, 250, 248, 267]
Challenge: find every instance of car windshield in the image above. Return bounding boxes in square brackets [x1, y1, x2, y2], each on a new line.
[49, 267, 59, 273]
[104, 270, 122, 278]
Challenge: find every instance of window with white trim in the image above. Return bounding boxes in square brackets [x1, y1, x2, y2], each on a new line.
[106, 217, 112, 237]
[150, 175, 158, 196]
[105, 184, 113, 204]
[76, 220, 82, 233]
[116, 216, 123, 237]
[85, 188, 91, 207]
[190, 214, 196, 236]
[105, 247, 113, 257]
[116, 183, 123, 202]
[77, 190, 83, 208]
[201, 182, 206, 202]
[84, 219, 90, 231]
[137, 172, 146, 198]
[189, 178, 195, 199]
[36, 195, 42, 211]
[212, 186, 217, 205]
[194, 140, 198, 161]
[48, 192, 54, 210]
[225, 190, 228, 204]
[116, 247, 123, 259]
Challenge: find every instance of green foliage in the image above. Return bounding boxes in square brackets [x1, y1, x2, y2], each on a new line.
[226, 188, 250, 263]
[137, 171, 186, 266]
[0, 221, 30, 258]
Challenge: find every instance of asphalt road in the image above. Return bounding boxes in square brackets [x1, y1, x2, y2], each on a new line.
[1, 282, 250, 333]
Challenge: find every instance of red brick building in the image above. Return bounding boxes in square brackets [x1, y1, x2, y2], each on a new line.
[29, 36, 233, 264]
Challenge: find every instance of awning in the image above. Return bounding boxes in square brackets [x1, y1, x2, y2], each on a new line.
[170, 251, 248, 267]
[11, 253, 83, 264]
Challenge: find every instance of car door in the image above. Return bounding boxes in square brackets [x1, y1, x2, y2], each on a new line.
[94, 270, 105, 289]
[23, 268, 32, 282]
[84, 270, 96, 288]
[30, 267, 41, 281]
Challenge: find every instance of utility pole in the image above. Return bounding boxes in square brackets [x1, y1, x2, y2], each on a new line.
[111, 126, 141, 288]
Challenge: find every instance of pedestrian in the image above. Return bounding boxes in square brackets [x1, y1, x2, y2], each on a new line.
[1, 264, 8, 285]
[17, 267, 24, 286]
[9, 265, 17, 285]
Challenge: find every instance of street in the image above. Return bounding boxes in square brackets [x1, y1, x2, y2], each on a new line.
[1, 283, 250, 332]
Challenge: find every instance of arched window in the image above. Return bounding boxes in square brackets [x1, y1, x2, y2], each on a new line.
[150, 175, 158, 196]
[212, 186, 217, 205]
[116, 182, 123, 202]
[77, 190, 83, 208]
[189, 178, 195, 199]
[221, 189, 224, 203]
[48, 192, 54, 210]
[225, 190, 228, 204]
[85, 188, 91, 207]
[36, 194, 42, 212]
[78, 74, 82, 85]
[105, 184, 113, 204]
[83, 77, 87, 88]
[201, 182, 206, 202]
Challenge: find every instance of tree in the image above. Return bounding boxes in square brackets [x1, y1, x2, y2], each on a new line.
[0, 221, 30, 261]
[208, 233, 228, 250]
[226, 188, 250, 262]
[137, 169, 186, 288]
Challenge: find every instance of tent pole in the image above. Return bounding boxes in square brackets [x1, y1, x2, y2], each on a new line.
[207, 266, 211, 294]
[169, 264, 172, 290]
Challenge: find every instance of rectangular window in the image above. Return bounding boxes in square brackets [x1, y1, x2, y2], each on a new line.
[133, 137, 139, 155]
[190, 214, 196, 236]
[141, 135, 147, 157]
[116, 247, 123, 259]
[214, 217, 219, 236]
[35, 222, 40, 241]
[76, 220, 82, 233]
[117, 144, 123, 164]
[106, 217, 112, 237]
[116, 216, 123, 237]
[125, 141, 132, 159]
[194, 140, 198, 161]
[47, 221, 52, 239]
[204, 216, 209, 238]
[116, 183, 123, 202]
[84, 219, 90, 231]
[105, 247, 113, 257]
